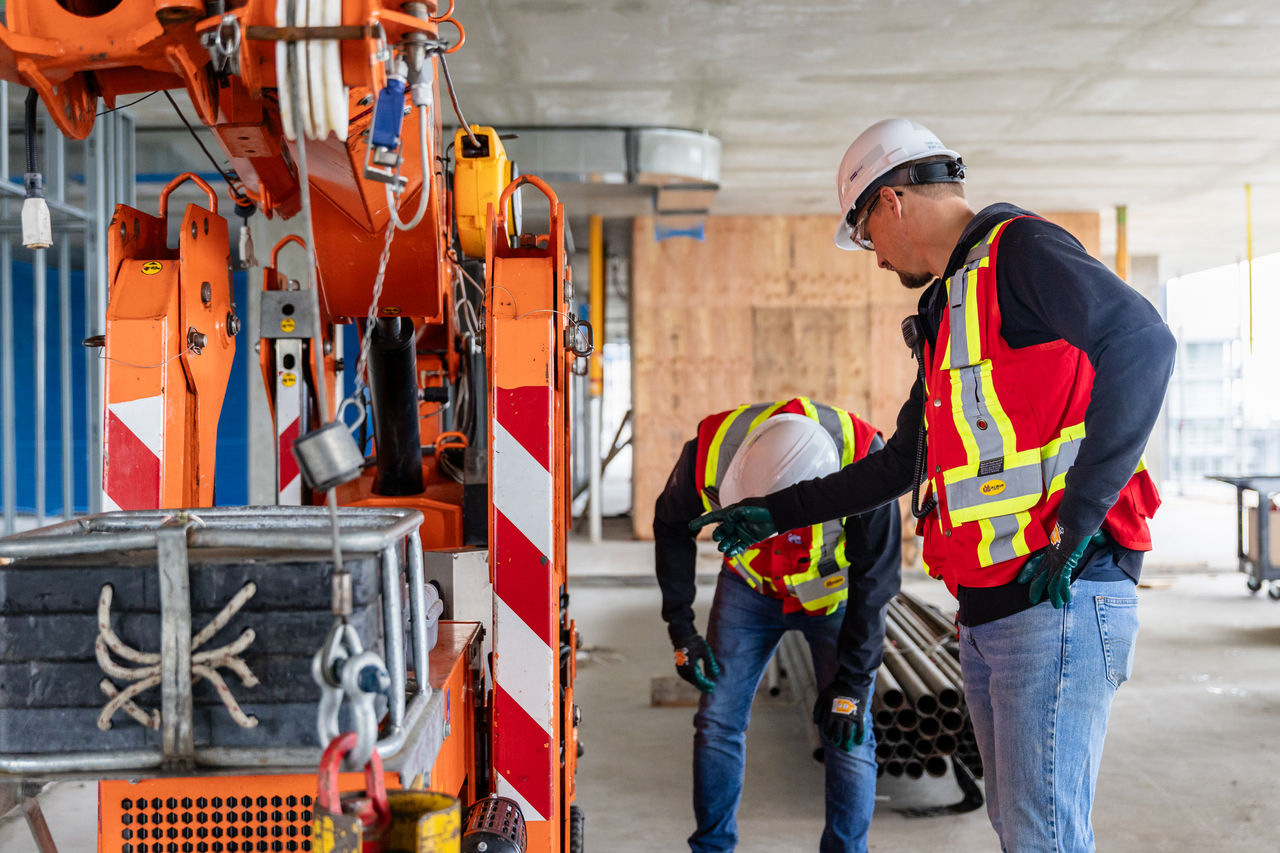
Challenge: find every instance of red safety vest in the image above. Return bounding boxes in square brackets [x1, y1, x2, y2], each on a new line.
[694, 398, 882, 614]
[917, 217, 1161, 594]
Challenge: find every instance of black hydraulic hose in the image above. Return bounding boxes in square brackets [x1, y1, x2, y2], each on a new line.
[368, 317, 425, 496]
[24, 90, 39, 174]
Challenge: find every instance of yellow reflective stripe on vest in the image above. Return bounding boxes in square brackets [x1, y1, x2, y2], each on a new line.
[1042, 421, 1086, 498]
[977, 508, 1033, 565]
[704, 405, 750, 500]
[730, 547, 769, 590]
[837, 409, 856, 467]
[787, 579, 844, 614]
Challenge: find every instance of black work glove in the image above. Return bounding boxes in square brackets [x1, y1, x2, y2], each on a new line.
[673, 633, 721, 693]
[813, 677, 870, 751]
[1015, 522, 1106, 609]
[688, 497, 777, 558]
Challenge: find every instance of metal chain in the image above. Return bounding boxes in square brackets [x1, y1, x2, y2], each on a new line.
[351, 217, 398, 398]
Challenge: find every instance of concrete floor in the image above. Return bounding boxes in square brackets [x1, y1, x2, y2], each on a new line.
[4, 495, 1279, 851]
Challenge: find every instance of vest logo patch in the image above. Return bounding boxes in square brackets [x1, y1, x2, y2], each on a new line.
[787, 533, 803, 544]
[980, 479, 1006, 496]
[824, 576, 846, 590]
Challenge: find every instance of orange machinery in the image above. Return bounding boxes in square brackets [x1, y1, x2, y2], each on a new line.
[0, 0, 583, 850]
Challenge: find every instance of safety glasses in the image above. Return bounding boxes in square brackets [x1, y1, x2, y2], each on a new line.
[845, 189, 903, 251]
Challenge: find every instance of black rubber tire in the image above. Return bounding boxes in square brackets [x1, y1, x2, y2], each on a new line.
[569, 803, 585, 853]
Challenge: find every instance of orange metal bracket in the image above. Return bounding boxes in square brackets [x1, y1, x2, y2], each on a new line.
[102, 172, 236, 510]
[485, 175, 573, 853]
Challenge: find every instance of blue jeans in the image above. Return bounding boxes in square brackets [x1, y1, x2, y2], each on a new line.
[958, 568, 1139, 853]
[691, 570, 878, 853]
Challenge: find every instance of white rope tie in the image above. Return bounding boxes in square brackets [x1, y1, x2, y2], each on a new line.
[95, 582, 262, 731]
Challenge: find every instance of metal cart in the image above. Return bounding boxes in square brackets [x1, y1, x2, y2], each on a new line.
[1208, 475, 1280, 599]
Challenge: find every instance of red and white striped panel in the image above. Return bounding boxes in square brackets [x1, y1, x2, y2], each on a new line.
[491, 385, 555, 824]
[102, 394, 163, 511]
[274, 340, 305, 505]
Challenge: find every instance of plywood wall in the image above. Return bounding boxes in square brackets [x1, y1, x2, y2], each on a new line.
[630, 211, 1100, 539]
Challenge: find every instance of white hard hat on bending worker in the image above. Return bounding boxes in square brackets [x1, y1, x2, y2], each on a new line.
[718, 413, 841, 507]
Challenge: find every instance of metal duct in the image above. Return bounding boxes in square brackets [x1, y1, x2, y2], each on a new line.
[474, 127, 722, 237]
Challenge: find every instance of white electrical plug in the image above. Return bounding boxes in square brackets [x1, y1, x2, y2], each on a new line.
[22, 196, 52, 250]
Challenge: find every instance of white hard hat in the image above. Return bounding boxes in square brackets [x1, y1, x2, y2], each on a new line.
[719, 414, 841, 506]
[833, 118, 963, 251]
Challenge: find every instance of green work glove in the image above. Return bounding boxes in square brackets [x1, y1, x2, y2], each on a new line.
[1016, 523, 1106, 608]
[813, 677, 870, 751]
[672, 633, 721, 693]
[688, 497, 778, 558]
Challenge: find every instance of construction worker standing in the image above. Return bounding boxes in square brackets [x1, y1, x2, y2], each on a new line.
[693, 120, 1176, 853]
[655, 398, 901, 853]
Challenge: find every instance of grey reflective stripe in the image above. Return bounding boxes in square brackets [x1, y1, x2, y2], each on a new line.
[708, 403, 773, 487]
[945, 260, 984, 369]
[791, 567, 850, 606]
[958, 365, 1006, 464]
[985, 512, 1022, 564]
[965, 233, 995, 265]
[726, 557, 756, 586]
[816, 406, 846, 456]
[944, 224, 1000, 370]
[945, 461, 1042, 513]
[1043, 433, 1083, 487]
[817, 519, 845, 572]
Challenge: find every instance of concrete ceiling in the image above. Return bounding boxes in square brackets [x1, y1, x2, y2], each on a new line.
[441, 0, 1280, 279]
[21, 0, 1278, 280]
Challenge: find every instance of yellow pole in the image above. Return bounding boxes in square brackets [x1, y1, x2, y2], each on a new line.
[587, 215, 605, 542]
[1115, 205, 1128, 282]
[589, 215, 605, 397]
[1246, 184, 1255, 351]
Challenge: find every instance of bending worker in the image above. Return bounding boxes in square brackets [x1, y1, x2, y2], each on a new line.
[655, 398, 900, 853]
[694, 120, 1176, 852]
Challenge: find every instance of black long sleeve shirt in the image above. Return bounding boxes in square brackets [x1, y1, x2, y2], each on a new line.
[655, 434, 901, 689]
[765, 204, 1177, 625]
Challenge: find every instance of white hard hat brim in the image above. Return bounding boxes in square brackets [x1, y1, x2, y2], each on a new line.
[834, 218, 863, 252]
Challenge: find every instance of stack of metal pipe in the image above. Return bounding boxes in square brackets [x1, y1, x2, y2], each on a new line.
[871, 591, 983, 780]
[774, 590, 983, 780]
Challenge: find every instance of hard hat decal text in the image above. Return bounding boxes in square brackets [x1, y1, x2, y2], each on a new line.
[141, 261, 163, 275]
[980, 479, 1006, 496]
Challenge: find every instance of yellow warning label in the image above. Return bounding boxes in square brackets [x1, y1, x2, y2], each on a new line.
[280, 318, 296, 333]
[281, 372, 297, 388]
[980, 479, 1006, 496]
[140, 261, 163, 275]
[383, 306, 401, 315]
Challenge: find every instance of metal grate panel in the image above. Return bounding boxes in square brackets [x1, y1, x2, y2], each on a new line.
[113, 793, 314, 853]
[100, 772, 395, 853]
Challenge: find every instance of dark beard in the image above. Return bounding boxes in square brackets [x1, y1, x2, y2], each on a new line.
[898, 271, 934, 289]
